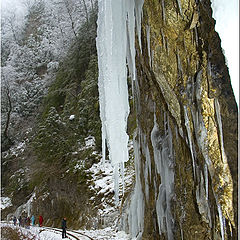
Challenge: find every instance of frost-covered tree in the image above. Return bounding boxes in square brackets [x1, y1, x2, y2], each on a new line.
[1, 0, 97, 151]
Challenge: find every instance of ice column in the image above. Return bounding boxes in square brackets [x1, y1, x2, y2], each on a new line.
[128, 130, 145, 239]
[214, 99, 227, 164]
[151, 112, 175, 239]
[96, 0, 144, 203]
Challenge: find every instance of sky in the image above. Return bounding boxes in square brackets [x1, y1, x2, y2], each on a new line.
[1, 0, 239, 103]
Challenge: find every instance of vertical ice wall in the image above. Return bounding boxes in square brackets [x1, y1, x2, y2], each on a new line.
[96, 0, 144, 203]
[128, 130, 145, 239]
[151, 112, 175, 239]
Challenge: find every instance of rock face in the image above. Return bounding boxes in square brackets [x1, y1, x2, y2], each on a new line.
[123, 0, 238, 239]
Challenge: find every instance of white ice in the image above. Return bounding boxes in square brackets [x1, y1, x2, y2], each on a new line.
[96, 0, 144, 203]
[151, 111, 174, 239]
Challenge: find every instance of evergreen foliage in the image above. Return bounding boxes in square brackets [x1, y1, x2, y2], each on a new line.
[34, 9, 101, 166]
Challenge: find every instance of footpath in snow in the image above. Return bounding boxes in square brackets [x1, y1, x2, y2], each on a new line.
[0, 222, 129, 240]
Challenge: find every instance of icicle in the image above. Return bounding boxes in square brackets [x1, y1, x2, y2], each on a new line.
[151, 112, 162, 174]
[135, 0, 144, 52]
[207, 61, 212, 78]
[126, 1, 136, 81]
[142, 134, 151, 201]
[214, 99, 227, 164]
[146, 25, 151, 67]
[128, 130, 145, 239]
[161, 28, 166, 51]
[96, 0, 144, 203]
[144, 161, 149, 201]
[97, 0, 129, 203]
[142, 134, 152, 181]
[196, 171, 212, 225]
[176, 0, 183, 16]
[101, 126, 106, 166]
[184, 106, 196, 179]
[204, 163, 208, 200]
[194, 26, 198, 47]
[161, 0, 166, 23]
[217, 203, 225, 240]
[151, 111, 174, 239]
[145, 145, 152, 181]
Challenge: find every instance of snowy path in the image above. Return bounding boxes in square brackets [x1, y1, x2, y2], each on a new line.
[41, 226, 93, 240]
[1, 222, 130, 239]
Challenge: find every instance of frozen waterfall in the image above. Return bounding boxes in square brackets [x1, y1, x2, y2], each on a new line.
[96, 0, 144, 203]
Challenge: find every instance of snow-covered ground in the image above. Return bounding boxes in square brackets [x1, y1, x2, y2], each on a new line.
[0, 222, 130, 239]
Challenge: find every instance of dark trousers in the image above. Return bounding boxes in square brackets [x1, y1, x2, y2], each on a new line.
[62, 228, 66, 238]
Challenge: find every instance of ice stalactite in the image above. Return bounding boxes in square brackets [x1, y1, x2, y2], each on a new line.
[142, 134, 151, 201]
[135, 0, 145, 52]
[204, 163, 208, 200]
[196, 171, 212, 226]
[191, 68, 234, 235]
[184, 106, 196, 179]
[161, 0, 166, 23]
[161, 29, 166, 52]
[128, 130, 145, 239]
[176, 0, 183, 16]
[146, 25, 151, 67]
[151, 111, 175, 240]
[217, 201, 226, 240]
[96, 0, 144, 203]
[214, 99, 227, 164]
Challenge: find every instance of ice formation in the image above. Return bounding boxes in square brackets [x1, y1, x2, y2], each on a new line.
[151, 111, 174, 239]
[12, 193, 36, 219]
[128, 130, 145, 239]
[184, 106, 196, 178]
[96, 0, 144, 203]
[214, 99, 227, 164]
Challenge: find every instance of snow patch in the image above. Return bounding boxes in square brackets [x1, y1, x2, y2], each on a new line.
[69, 114, 75, 120]
[1, 197, 12, 210]
[85, 136, 95, 147]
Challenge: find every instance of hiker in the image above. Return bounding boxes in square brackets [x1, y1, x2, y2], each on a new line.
[39, 215, 43, 227]
[26, 217, 31, 229]
[24, 216, 27, 228]
[31, 215, 35, 226]
[61, 217, 67, 239]
[13, 216, 17, 226]
[18, 216, 22, 227]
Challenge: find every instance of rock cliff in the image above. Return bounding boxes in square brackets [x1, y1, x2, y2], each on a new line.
[122, 0, 237, 239]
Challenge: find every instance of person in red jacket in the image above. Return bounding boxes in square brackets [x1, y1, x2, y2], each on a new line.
[39, 215, 43, 227]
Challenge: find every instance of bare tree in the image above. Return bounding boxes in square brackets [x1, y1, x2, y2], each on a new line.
[1, 77, 13, 147]
[62, 0, 77, 37]
[3, 11, 19, 43]
[78, 0, 89, 24]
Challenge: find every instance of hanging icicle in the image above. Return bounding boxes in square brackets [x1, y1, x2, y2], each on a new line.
[96, 0, 144, 203]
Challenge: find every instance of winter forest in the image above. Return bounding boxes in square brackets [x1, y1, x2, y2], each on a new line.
[1, 0, 238, 239]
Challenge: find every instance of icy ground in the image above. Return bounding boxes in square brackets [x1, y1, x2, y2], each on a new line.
[0, 222, 130, 239]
